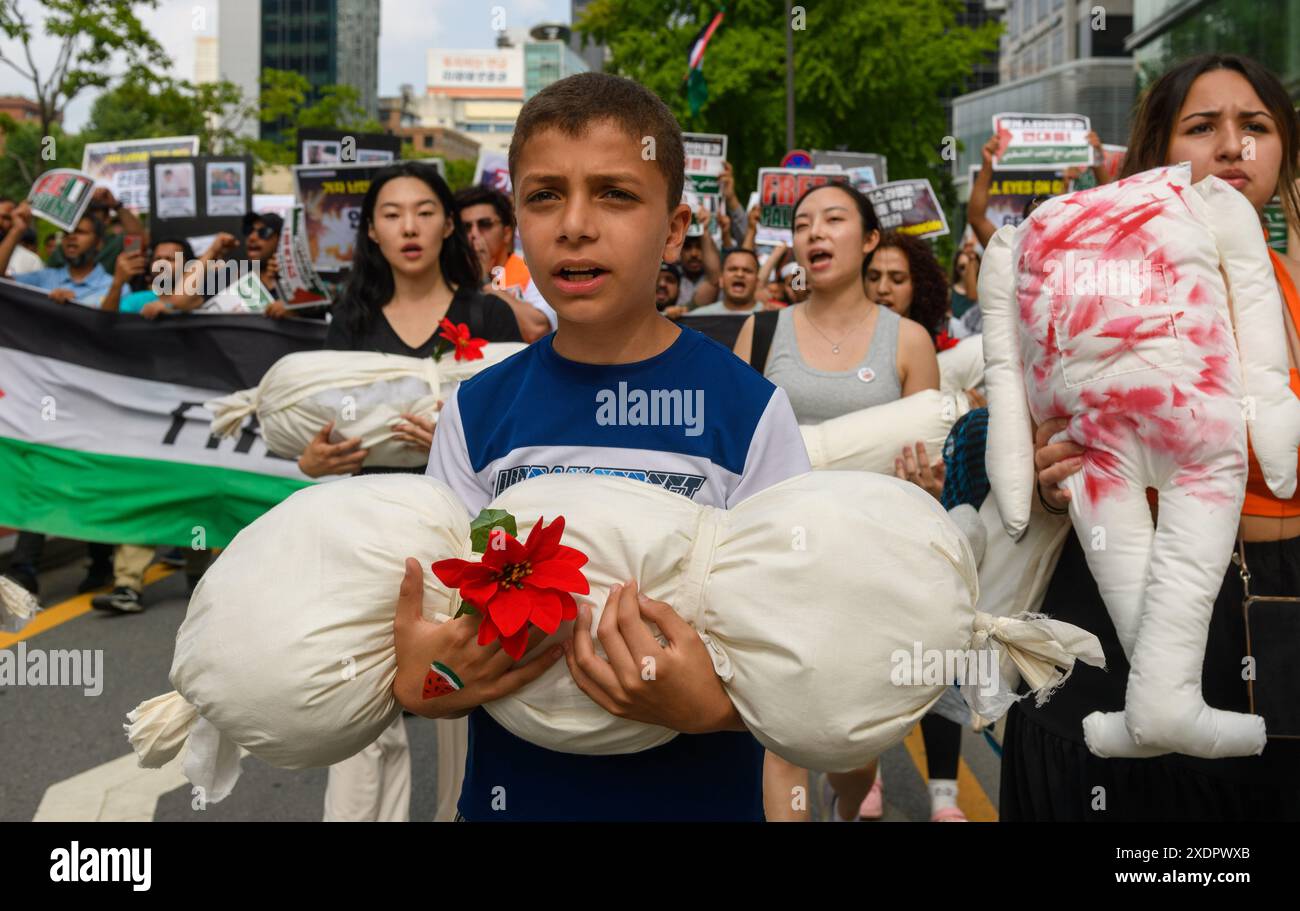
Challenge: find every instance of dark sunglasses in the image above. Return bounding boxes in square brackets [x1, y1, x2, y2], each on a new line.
[248, 225, 278, 240]
[461, 217, 501, 234]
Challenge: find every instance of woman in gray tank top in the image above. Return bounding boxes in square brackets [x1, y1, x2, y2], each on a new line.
[734, 184, 943, 823]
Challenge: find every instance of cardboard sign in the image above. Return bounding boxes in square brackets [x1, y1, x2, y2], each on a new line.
[26, 169, 96, 232]
[682, 132, 728, 242]
[473, 148, 511, 194]
[992, 113, 1093, 171]
[275, 206, 332, 306]
[967, 166, 1067, 230]
[293, 161, 394, 277]
[203, 268, 273, 314]
[149, 155, 253, 243]
[81, 136, 199, 214]
[865, 178, 949, 239]
[1068, 144, 1126, 190]
[756, 168, 851, 245]
[811, 150, 888, 185]
[297, 128, 400, 166]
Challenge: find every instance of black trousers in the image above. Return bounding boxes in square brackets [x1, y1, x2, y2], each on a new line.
[1000, 530, 1300, 822]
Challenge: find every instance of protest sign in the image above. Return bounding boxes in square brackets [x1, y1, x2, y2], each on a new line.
[473, 148, 511, 194]
[293, 161, 390, 276]
[81, 136, 199, 213]
[297, 128, 400, 166]
[865, 179, 949, 239]
[252, 193, 297, 220]
[966, 166, 1066, 230]
[150, 155, 253, 242]
[812, 150, 888, 185]
[1068, 144, 1126, 190]
[205, 161, 248, 217]
[26, 169, 96, 232]
[275, 206, 332, 306]
[992, 113, 1093, 170]
[1264, 198, 1290, 254]
[683, 132, 727, 241]
[756, 167, 850, 245]
[203, 268, 274, 314]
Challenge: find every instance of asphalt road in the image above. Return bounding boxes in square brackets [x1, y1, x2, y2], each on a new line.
[1, 545, 1001, 822]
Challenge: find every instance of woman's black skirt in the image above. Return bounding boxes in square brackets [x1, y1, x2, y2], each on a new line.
[1000, 530, 1300, 821]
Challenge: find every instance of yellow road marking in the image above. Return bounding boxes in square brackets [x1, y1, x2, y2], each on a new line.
[903, 724, 999, 822]
[0, 564, 175, 648]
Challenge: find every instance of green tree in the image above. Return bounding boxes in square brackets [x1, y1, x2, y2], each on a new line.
[579, 0, 999, 199]
[443, 157, 476, 193]
[252, 69, 384, 166]
[0, 0, 170, 143]
[0, 114, 84, 199]
[82, 69, 257, 154]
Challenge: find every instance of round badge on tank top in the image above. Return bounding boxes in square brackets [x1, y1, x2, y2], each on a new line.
[857, 367, 876, 384]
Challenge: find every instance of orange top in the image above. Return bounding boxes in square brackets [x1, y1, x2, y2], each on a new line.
[500, 252, 532, 294]
[1242, 250, 1300, 517]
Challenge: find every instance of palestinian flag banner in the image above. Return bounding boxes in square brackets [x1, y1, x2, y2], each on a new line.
[0, 279, 327, 549]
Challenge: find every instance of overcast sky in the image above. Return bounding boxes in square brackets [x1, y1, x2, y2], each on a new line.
[0, 0, 572, 131]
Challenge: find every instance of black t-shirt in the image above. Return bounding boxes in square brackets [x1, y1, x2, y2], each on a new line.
[323, 284, 523, 356]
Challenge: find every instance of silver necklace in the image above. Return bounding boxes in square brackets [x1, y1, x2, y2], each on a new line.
[803, 304, 873, 354]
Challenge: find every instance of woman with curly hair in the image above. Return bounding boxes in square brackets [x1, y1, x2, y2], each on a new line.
[865, 231, 951, 343]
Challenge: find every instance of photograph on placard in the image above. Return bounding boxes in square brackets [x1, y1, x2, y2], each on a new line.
[205, 162, 246, 217]
[154, 162, 196, 218]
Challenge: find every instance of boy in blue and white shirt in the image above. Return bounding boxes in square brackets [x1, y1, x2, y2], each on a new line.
[393, 72, 810, 821]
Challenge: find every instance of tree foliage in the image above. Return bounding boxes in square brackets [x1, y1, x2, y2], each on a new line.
[82, 68, 257, 155]
[579, 0, 999, 202]
[0, 0, 170, 141]
[251, 68, 384, 167]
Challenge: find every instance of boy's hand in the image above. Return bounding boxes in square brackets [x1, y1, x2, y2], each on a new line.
[565, 579, 743, 735]
[393, 558, 564, 718]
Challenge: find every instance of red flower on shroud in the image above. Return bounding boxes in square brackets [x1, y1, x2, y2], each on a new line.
[431, 516, 589, 660]
[437, 317, 487, 361]
[935, 331, 961, 352]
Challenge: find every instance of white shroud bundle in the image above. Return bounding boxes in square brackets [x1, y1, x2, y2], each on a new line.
[205, 343, 526, 469]
[126, 471, 1102, 803]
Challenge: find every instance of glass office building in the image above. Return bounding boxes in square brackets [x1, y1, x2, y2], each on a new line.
[1127, 0, 1300, 96]
[524, 41, 590, 101]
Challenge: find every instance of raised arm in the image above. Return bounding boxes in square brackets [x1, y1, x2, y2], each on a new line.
[967, 137, 1000, 249]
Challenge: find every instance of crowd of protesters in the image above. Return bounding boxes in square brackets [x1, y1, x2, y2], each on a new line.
[3, 50, 1300, 824]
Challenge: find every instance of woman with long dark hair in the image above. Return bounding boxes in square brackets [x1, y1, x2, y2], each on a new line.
[302, 161, 523, 479]
[309, 162, 522, 824]
[1005, 53, 1300, 821]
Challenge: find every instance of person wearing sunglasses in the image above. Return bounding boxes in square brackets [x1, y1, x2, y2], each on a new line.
[239, 211, 286, 317]
[454, 186, 555, 341]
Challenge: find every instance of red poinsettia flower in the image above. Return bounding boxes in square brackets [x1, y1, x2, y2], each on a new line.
[431, 516, 589, 660]
[935, 331, 961, 352]
[437, 317, 488, 361]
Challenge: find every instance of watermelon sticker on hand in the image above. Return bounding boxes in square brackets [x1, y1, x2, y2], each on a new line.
[422, 661, 464, 699]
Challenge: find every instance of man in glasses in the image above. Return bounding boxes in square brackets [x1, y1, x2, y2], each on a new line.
[454, 186, 555, 342]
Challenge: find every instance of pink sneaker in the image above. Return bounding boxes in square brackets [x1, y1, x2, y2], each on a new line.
[857, 775, 883, 820]
[931, 806, 968, 822]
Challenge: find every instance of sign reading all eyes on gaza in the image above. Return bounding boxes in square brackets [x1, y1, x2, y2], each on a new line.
[992, 113, 1094, 171]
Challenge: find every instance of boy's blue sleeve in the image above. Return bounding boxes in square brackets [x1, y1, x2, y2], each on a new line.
[425, 388, 492, 516]
[726, 386, 812, 507]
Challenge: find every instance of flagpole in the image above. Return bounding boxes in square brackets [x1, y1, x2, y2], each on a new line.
[784, 0, 795, 149]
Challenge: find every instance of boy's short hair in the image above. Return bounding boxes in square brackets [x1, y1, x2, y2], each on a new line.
[509, 72, 684, 211]
[455, 185, 515, 228]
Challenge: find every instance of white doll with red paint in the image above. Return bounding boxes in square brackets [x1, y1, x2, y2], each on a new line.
[980, 162, 1300, 759]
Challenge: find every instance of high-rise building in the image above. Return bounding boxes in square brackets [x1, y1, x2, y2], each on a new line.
[218, 0, 382, 141]
[569, 0, 608, 72]
[525, 27, 590, 101]
[951, 0, 1137, 182]
[194, 36, 219, 85]
[1126, 0, 1300, 97]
